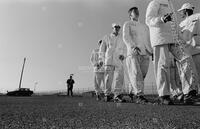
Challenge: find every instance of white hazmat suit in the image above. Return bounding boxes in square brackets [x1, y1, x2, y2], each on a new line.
[123, 20, 153, 95]
[146, 0, 199, 96]
[179, 12, 200, 79]
[99, 33, 126, 97]
[90, 48, 105, 95]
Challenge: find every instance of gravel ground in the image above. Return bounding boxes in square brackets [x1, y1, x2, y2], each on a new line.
[0, 96, 200, 129]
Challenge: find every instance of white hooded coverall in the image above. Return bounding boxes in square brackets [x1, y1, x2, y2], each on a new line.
[99, 33, 126, 97]
[90, 48, 105, 95]
[179, 13, 200, 79]
[123, 20, 153, 95]
[146, 0, 199, 96]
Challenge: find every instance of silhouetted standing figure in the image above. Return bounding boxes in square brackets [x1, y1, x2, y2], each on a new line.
[66, 75, 75, 96]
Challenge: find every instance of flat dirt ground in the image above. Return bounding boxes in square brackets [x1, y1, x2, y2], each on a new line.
[0, 96, 200, 129]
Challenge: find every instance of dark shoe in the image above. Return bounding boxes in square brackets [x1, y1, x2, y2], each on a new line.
[96, 95, 101, 101]
[100, 93, 105, 98]
[184, 90, 197, 105]
[172, 93, 184, 103]
[136, 95, 148, 104]
[129, 93, 134, 102]
[159, 95, 174, 105]
[114, 95, 124, 103]
[104, 95, 113, 102]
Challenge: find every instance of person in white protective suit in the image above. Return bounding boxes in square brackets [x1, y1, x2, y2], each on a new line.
[146, 0, 199, 105]
[123, 7, 153, 104]
[178, 3, 200, 81]
[171, 3, 200, 100]
[99, 23, 126, 102]
[90, 40, 105, 101]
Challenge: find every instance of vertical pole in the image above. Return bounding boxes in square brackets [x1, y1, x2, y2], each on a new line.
[19, 58, 26, 89]
[34, 82, 38, 92]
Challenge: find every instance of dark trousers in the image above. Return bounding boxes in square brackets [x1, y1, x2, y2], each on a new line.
[67, 88, 73, 96]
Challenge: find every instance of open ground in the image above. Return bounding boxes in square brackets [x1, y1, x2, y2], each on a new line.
[0, 95, 200, 129]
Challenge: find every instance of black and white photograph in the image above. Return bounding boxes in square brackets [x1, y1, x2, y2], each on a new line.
[0, 0, 200, 128]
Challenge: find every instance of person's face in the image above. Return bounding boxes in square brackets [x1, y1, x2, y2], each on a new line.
[130, 9, 139, 20]
[179, 9, 187, 18]
[112, 26, 120, 34]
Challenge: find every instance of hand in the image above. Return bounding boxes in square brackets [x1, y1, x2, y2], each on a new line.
[162, 13, 173, 23]
[96, 64, 100, 69]
[99, 61, 104, 67]
[119, 55, 125, 61]
[131, 46, 141, 55]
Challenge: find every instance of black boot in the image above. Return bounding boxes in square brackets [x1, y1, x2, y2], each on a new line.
[158, 95, 174, 105]
[184, 90, 197, 105]
[104, 95, 113, 102]
[136, 95, 148, 104]
[114, 94, 124, 103]
[96, 94, 101, 101]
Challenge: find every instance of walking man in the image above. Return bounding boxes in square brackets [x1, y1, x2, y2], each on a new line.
[66, 75, 75, 96]
[123, 7, 153, 104]
[90, 40, 105, 101]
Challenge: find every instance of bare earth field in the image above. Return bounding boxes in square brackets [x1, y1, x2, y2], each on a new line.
[0, 96, 200, 129]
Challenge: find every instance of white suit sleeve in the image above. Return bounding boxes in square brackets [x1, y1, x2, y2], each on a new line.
[99, 37, 107, 62]
[144, 25, 153, 53]
[181, 30, 192, 42]
[122, 41, 127, 56]
[181, 19, 199, 45]
[123, 21, 136, 48]
[146, 1, 163, 27]
[90, 50, 97, 66]
[118, 36, 127, 56]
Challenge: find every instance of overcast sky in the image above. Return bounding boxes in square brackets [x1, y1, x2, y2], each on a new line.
[0, 0, 199, 92]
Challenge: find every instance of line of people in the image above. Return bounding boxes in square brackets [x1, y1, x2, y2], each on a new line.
[90, 0, 200, 105]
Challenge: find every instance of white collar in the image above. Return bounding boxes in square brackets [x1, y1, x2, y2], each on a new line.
[130, 20, 140, 26]
[111, 32, 120, 37]
[154, 0, 169, 5]
[131, 19, 139, 22]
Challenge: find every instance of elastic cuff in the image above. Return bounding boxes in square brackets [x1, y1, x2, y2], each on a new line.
[160, 17, 165, 23]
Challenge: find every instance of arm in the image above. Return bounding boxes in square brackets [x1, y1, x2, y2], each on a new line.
[181, 30, 192, 42]
[90, 50, 98, 66]
[118, 35, 127, 61]
[119, 35, 127, 55]
[123, 21, 136, 48]
[144, 24, 153, 54]
[145, 1, 163, 27]
[99, 37, 107, 63]
[123, 21, 141, 55]
[180, 20, 199, 46]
